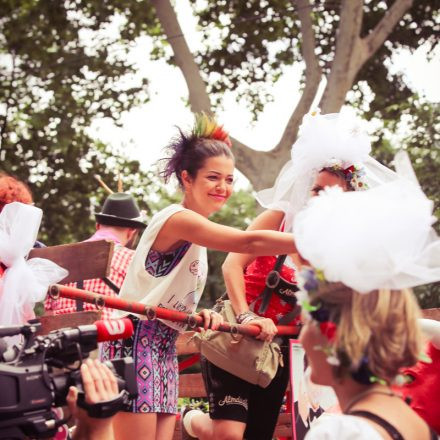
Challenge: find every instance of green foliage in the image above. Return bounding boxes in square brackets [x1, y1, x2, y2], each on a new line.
[178, 396, 209, 413]
[188, 0, 438, 118]
[372, 97, 440, 308]
[2, 0, 439, 311]
[372, 97, 440, 227]
[0, 0, 160, 244]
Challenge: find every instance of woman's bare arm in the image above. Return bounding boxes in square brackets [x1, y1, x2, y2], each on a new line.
[154, 209, 295, 255]
[222, 210, 285, 314]
[222, 210, 285, 340]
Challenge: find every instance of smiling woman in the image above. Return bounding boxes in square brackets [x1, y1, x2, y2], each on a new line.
[183, 155, 234, 217]
[101, 113, 299, 440]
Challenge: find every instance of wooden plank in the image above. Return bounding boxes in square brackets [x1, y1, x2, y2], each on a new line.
[29, 240, 114, 283]
[179, 373, 207, 398]
[422, 308, 440, 321]
[37, 311, 102, 335]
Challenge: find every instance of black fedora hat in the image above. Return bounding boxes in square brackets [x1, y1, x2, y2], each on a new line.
[95, 193, 146, 229]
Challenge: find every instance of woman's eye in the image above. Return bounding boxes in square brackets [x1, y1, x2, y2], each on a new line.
[226, 178, 234, 184]
[207, 176, 217, 180]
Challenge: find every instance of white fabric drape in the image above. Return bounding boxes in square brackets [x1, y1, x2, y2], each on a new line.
[256, 112, 399, 232]
[294, 179, 440, 293]
[0, 202, 68, 328]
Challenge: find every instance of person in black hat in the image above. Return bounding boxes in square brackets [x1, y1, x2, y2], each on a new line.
[45, 192, 146, 320]
[95, 192, 147, 230]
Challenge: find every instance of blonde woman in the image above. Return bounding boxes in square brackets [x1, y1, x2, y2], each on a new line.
[300, 287, 437, 439]
[293, 178, 440, 439]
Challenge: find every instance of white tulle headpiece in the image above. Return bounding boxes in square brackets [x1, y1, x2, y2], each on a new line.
[257, 111, 398, 232]
[293, 177, 440, 293]
[0, 202, 68, 330]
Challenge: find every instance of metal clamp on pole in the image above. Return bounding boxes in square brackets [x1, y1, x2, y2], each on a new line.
[145, 307, 156, 320]
[94, 296, 106, 310]
[187, 314, 199, 329]
[48, 284, 60, 300]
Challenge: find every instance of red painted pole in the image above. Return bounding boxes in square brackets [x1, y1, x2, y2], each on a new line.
[48, 284, 301, 337]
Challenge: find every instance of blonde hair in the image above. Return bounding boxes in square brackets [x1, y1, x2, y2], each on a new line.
[312, 285, 423, 382]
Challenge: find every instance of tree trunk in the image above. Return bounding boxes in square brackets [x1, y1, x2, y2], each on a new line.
[320, 0, 413, 112]
[150, 0, 211, 114]
[153, 0, 414, 190]
[152, 0, 274, 188]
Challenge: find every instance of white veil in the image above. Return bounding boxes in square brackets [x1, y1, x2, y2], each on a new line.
[256, 112, 399, 232]
[293, 170, 440, 293]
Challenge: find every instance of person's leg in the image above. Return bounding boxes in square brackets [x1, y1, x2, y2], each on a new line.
[113, 412, 157, 440]
[156, 413, 177, 440]
[113, 319, 180, 440]
[243, 346, 290, 440]
[189, 357, 249, 440]
[190, 412, 245, 440]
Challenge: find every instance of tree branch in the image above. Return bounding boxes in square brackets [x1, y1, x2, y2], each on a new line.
[276, 0, 323, 152]
[320, 0, 364, 112]
[151, 0, 211, 113]
[364, 0, 413, 58]
[151, 0, 266, 181]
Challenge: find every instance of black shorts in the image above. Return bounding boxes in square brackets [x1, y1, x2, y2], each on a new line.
[200, 344, 290, 440]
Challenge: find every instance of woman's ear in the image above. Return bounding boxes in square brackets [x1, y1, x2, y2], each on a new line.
[181, 170, 192, 190]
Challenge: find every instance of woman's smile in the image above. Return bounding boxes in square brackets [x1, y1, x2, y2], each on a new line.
[208, 193, 227, 201]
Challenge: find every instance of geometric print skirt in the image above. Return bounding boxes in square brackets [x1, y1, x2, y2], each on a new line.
[101, 315, 179, 414]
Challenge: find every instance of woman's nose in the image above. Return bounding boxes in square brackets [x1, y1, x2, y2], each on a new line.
[216, 181, 226, 192]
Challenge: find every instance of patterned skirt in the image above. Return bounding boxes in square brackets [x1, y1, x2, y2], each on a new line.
[101, 316, 179, 414]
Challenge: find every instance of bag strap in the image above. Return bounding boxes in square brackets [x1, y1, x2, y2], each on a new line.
[75, 277, 119, 312]
[347, 410, 404, 440]
[277, 304, 301, 326]
[76, 280, 84, 311]
[102, 277, 120, 294]
[272, 304, 302, 346]
[257, 254, 287, 314]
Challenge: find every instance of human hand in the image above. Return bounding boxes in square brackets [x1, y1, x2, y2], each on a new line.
[67, 359, 118, 440]
[198, 309, 224, 330]
[250, 317, 278, 342]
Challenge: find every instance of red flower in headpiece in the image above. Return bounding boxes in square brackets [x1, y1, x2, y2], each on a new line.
[212, 126, 232, 147]
[343, 165, 355, 175]
[319, 321, 337, 342]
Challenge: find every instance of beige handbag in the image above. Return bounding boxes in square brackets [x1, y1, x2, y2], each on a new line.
[192, 300, 283, 388]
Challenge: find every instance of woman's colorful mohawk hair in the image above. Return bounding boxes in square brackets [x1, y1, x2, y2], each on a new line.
[193, 113, 232, 147]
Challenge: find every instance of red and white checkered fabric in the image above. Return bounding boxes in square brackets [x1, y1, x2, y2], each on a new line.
[45, 245, 134, 321]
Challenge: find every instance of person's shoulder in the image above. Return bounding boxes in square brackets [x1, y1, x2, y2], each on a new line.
[148, 204, 191, 224]
[114, 245, 135, 257]
[157, 204, 206, 226]
[157, 203, 185, 215]
[305, 413, 382, 440]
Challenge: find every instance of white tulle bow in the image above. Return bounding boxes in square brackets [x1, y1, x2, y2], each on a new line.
[293, 180, 440, 293]
[0, 202, 68, 327]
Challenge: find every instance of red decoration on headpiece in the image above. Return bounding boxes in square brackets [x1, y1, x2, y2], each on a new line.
[319, 321, 337, 342]
[212, 126, 232, 148]
[343, 165, 356, 175]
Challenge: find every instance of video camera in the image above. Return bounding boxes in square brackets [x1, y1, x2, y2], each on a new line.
[0, 318, 137, 439]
